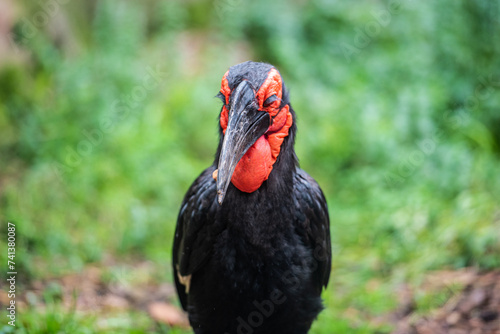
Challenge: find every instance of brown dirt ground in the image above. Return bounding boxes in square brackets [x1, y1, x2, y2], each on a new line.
[1, 263, 499, 332]
[0, 259, 190, 328]
[391, 269, 500, 334]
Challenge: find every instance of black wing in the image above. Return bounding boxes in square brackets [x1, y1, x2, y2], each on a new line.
[293, 168, 332, 292]
[172, 166, 218, 310]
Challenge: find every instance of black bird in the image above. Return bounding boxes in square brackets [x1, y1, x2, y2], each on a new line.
[173, 61, 331, 334]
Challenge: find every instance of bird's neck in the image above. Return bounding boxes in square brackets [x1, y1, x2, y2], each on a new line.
[215, 123, 298, 210]
[223, 106, 294, 193]
[215, 112, 297, 195]
[215, 140, 297, 252]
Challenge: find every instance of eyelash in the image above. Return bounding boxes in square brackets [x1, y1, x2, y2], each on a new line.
[263, 95, 278, 107]
[216, 92, 225, 103]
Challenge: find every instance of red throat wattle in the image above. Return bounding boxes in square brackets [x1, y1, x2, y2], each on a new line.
[219, 69, 293, 193]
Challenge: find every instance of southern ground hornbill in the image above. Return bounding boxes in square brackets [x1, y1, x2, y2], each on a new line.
[172, 61, 331, 333]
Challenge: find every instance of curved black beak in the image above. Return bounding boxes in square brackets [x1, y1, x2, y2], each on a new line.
[217, 81, 270, 205]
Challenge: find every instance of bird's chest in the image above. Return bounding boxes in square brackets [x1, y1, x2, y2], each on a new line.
[212, 216, 308, 295]
[209, 184, 310, 292]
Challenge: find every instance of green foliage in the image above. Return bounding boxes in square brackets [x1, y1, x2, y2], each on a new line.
[1, 0, 499, 333]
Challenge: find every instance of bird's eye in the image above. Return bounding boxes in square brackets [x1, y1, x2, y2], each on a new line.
[216, 91, 226, 104]
[263, 94, 278, 107]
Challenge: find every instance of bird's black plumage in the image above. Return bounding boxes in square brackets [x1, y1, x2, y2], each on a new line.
[173, 61, 331, 334]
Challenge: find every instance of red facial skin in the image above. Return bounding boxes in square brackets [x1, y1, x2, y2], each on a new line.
[219, 69, 293, 193]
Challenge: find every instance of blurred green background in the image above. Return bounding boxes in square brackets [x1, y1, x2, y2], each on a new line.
[1, 0, 499, 333]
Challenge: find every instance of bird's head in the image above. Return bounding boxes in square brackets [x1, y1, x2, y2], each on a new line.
[216, 61, 294, 204]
